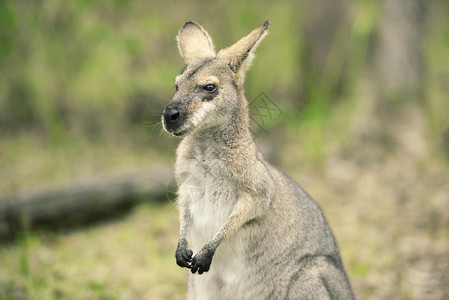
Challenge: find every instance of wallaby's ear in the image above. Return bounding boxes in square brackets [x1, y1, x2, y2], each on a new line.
[218, 21, 270, 74]
[177, 21, 215, 64]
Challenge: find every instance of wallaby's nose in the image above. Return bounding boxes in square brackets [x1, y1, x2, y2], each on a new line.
[163, 107, 181, 124]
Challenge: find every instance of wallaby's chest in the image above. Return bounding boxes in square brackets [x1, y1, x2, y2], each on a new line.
[176, 150, 238, 242]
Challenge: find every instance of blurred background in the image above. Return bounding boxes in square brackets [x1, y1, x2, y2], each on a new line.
[0, 0, 448, 299]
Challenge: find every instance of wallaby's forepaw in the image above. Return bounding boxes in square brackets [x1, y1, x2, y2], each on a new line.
[175, 248, 193, 268]
[191, 249, 214, 275]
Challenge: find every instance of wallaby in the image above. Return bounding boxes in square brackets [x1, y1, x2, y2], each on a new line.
[162, 20, 354, 300]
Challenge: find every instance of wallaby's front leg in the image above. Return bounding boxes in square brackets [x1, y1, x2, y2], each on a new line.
[191, 192, 269, 274]
[175, 206, 193, 268]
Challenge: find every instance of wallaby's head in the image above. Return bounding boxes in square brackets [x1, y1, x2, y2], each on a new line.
[162, 21, 270, 137]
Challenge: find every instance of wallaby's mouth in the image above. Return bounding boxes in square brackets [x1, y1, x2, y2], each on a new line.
[172, 129, 188, 137]
[163, 126, 189, 138]
[162, 119, 189, 137]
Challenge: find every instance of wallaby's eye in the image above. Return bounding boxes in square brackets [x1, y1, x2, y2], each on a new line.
[202, 84, 217, 93]
[175, 84, 179, 92]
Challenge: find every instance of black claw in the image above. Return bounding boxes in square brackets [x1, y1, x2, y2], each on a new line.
[182, 250, 193, 262]
[191, 259, 199, 274]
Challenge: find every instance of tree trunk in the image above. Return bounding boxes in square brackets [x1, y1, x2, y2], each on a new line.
[0, 167, 173, 239]
[376, 0, 427, 103]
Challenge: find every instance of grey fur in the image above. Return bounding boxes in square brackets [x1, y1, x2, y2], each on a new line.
[162, 20, 354, 300]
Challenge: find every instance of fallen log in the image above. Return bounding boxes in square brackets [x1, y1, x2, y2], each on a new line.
[0, 167, 174, 239]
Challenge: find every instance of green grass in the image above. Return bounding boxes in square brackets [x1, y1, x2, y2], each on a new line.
[0, 202, 185, 300]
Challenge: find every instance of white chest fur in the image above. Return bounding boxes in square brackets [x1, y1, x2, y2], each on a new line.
[179, 156, 250, 297]
[177, 155, 238, 251]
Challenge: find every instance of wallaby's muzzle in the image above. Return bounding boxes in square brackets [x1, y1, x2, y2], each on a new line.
[162, 102, 187, 136]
